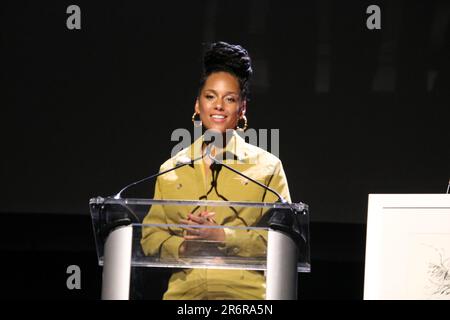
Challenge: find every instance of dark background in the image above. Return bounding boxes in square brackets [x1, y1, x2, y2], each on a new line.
[1, 0, 449, 299]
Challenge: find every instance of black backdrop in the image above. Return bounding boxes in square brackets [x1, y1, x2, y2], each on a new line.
[1, 0, 449, 299]
[2, 0, 449, 223]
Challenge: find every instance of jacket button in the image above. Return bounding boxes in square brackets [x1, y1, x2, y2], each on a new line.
[176, 183, 182, 189]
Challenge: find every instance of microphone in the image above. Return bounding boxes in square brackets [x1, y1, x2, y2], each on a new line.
[446, 178, 450, 194]
[204, 144, 288, 204]
[112, 137, 220, 199]
[204, 143, 308, 248]
[112, 154, 204, 199]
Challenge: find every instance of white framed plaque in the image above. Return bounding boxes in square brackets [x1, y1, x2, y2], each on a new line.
[364, 194, 450, 300]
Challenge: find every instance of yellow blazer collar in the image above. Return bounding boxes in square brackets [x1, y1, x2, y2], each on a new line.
[176, 130, 250, 164]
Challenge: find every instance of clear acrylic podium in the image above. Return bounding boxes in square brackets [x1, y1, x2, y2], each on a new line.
[89, 197, 310, 300]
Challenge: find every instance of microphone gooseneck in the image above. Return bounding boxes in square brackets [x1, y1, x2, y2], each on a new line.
[112, 154, 204, 199]
[204, 145, 288, 204]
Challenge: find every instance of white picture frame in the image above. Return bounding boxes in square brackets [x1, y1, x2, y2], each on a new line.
[364, 194, 450, 300]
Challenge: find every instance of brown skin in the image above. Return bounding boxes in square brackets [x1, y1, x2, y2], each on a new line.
[194, 71, 246, 135]
[180, 71, 246, 252]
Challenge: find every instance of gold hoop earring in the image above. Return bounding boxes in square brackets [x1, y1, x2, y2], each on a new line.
[236, 115, 248, 131]
[192, 112, 202, 127]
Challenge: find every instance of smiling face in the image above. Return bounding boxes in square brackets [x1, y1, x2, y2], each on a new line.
[195, 71, 246, 134]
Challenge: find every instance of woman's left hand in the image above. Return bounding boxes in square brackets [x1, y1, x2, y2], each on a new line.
[180, 211, 225, 242]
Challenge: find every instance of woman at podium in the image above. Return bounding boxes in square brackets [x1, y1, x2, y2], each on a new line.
[141, 42, 291, 299]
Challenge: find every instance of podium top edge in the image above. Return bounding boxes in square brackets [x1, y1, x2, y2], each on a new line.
[89, 197, 308, 211]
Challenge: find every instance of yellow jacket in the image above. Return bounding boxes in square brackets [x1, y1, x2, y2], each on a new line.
[140, 130, 291, 299]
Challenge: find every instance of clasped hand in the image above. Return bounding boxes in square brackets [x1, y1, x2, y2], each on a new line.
[179, 211, 225, 242]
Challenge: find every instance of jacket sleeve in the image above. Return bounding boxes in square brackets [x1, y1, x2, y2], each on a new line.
[140, 176, 185, 260]
[221, 160, 291, 257]
[261, 160, 292, 204]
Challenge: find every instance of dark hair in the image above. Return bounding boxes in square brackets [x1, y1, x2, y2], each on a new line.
[198, 41, 253, 102]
